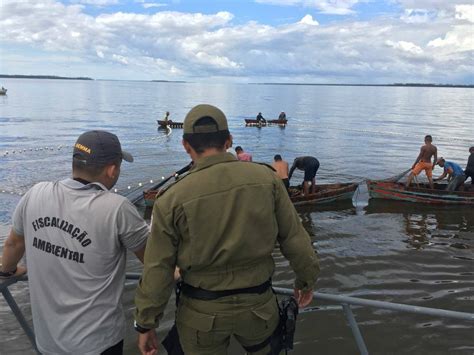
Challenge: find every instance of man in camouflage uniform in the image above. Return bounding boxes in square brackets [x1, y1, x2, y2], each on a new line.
[134, 104, 319, 355]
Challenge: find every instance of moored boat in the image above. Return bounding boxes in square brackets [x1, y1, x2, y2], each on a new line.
[157, 119, 183, 128]
[144, 182, 357, 207]
[367, 180, 474, 205]
[0, 87, 7, 95]
[245, 118, 287, 127]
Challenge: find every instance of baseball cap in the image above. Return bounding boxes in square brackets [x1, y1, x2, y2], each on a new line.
[73, 130, 133, 165]
[183, 104, 229, 134]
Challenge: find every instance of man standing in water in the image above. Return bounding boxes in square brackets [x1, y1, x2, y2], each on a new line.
[134, 104, 319, 355]
[272, 154, 290, 190]
[464, 146, 474, 184]
[0, 131, 149, 354]
[406, 135, 437, 189]
[288, 156, 320, 195]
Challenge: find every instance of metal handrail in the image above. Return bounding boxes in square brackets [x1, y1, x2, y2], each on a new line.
[1, 273, 473, 355]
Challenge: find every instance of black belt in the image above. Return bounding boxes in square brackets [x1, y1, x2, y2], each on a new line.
[181, 280, 271, 301]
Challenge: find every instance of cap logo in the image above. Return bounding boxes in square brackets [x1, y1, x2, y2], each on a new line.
[75, 143, 91, 154]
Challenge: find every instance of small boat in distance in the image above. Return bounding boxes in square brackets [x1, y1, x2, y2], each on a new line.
[245, 118, 287, 127]
[157, 120, 183, 129]
[0, 87, 7, 95]
[144, 182, 357, 207]
[367, 180, 474, 205]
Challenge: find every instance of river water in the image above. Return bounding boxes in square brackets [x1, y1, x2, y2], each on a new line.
[0, 79, 473, 354]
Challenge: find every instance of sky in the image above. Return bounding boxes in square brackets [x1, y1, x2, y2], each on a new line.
[0, 0, 473, 84]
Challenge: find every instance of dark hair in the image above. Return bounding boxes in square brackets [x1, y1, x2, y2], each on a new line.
[72, 157, 120, 177]
[183, 117, 230, 154]
[274, 154, 282, 161]
[425, 135, 432, 142]
[470, 146, 474, 152]
[235, 146, 243, 152]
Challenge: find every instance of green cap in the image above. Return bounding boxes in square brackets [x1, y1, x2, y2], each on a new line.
[183, 104, 229, 134]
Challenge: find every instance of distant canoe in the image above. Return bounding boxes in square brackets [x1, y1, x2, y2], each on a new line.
[157, 120, 183, 129]
[144, 182, 357, 208]
[367, 180, 474, 205]
[0, 88, 7, 95]
[245, 119, 287, 127]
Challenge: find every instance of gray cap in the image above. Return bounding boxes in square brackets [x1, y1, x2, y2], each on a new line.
[183, 104, 229, 134]
[73, 130, 133, 165]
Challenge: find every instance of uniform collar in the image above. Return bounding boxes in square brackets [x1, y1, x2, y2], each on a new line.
[60, 178, 108, 191]
[192, 152, 237, 172]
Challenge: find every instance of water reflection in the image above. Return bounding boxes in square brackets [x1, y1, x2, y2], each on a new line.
[365, 200, 473, 252]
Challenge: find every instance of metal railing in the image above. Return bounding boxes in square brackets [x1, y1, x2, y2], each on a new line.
[1, 273, 473, 355]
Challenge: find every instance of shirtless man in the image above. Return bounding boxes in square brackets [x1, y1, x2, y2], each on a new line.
[406, 135, 437, 189]
[272, 154, 289, 190]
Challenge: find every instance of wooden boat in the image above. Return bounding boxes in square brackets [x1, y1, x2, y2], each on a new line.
[157, 120, 183, 129]
[289, 183, 358, 206]
[367, 180, 474, 205]
[144, 182, 358, 208]
[245, 119, 287, 127]
[0, 88, 7, 95]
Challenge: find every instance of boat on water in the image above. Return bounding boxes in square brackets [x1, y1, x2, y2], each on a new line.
[157, 120, 183, 129]
[245, 118, 287, 127]
[367, 180, 474, 205]
[143, 182, 358, 208]
[0, 87, 7, 95]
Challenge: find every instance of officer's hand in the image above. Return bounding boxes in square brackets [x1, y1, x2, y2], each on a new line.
[294, 288, 313, 308]
[138, 329, 158, 355]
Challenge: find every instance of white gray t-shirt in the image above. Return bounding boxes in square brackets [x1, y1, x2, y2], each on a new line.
[12, 178, 149, 355]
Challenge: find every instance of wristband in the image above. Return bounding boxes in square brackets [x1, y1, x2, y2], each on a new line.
[134, 320, 151, 334]
[0, 267, 17, 277]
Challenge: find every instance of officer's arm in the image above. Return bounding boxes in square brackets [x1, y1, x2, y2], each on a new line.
[1, 229, 27, 277]
[274, 179, 320, 292]
[134, 202, 178, 330]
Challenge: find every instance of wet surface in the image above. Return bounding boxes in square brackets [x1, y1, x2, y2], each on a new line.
[0, 80, 473, 354]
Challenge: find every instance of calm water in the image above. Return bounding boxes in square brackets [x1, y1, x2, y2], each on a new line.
[0, 79, 473, 354]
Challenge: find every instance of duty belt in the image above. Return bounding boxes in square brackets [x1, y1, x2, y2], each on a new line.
[181, 280, 271, 300]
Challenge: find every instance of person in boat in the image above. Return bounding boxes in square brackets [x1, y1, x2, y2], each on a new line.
[272, 154, 290, 190]
[235, 145, 253, 161]
[278, 111, 287, 121]
[163, 111, 170, 124]
[0, 130, 149, 355]
[256, 112, 266, 124]
[288, 156, 320, 195]
[406, 135, 437, 189]
[134, 104, 319, 355]
[434, 158, 467, 191]
[464, 146, 474, 184]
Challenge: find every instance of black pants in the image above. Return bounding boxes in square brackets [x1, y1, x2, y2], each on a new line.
[101, 340, 124, 355]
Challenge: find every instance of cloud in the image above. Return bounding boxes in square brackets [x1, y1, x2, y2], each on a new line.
[256, 0, 364, 15]
[75, 0, 119, 5]
[455, 4, 474, 23]
[0, 0, 472, 83]
[142, 2, 168, 9]
[299, 14, 319, 26]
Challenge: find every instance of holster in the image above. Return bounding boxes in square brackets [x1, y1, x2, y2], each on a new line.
[243, 296, 299, 355]
[162, 282, 185, 355]
[162, 324, 184, 355]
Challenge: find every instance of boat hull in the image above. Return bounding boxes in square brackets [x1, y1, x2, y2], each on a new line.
[144, 182, 357, 208]
[245, 119, 287, 127]
[157, 120, 183, 128]
[367, 180, 474, 205]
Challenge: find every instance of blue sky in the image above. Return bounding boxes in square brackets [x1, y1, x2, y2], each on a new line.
[1, 1, 473, 83]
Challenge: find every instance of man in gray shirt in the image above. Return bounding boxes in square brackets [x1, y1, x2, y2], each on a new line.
[0, 130, 149, 354]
